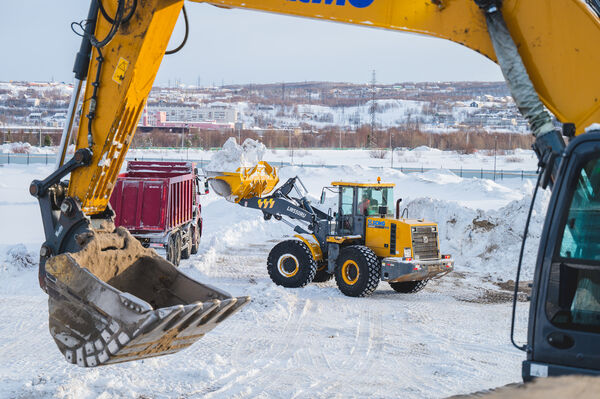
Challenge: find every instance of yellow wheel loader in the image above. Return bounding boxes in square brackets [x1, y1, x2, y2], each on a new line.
[209, 169, 453, 297]
[33, 0, 600, 378]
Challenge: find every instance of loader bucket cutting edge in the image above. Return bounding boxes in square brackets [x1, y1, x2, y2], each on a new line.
[206, 161, 279, 203]
[44, 224, 250, 367]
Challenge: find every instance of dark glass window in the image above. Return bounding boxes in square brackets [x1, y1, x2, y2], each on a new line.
[356, 187, 393, 216]
[546, 157, 600, 332]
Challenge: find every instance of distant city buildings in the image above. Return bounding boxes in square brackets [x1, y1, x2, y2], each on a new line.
[140, 104, 238, 130]
[0, 80, 533, 136]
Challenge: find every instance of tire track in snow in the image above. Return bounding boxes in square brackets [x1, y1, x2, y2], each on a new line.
[200, 298, 312, 398]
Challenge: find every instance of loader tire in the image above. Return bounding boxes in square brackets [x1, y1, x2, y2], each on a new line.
[389, 279, 428, 294]
[335, 245, 380, 297]
[167, 232, 182, 266]
[267, 240, 317, 288]
[312, 262, 333, 283]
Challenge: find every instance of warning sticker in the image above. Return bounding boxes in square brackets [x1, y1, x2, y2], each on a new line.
[112, 57, 129, 84]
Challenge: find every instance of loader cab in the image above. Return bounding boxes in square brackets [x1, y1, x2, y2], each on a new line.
[331, 181, 395, 236]
[524, 132, 600, 380]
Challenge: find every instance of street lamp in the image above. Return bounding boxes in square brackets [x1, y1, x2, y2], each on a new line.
[288, 129, 294, 165]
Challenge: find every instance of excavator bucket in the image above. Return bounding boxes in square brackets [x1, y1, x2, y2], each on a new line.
[43, 223, 249, 367]
[206, 161, 279, 203]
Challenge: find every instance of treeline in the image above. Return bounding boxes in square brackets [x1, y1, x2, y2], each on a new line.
[1, 126, 535, 152]
[130, 126, 535, 152]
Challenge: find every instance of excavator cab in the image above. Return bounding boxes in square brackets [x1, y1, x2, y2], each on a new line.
[524, 132, 600, 380]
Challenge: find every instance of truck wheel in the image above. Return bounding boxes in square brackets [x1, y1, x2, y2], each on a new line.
[181, 227, 191, 260]
[312, 262, 333, 283]
[167, 232, 182, 266]
[389, 280, 428, 293]
[335, 246, 380, 297]
[190, 225, 199, 255]
[267, 240, 317, 288]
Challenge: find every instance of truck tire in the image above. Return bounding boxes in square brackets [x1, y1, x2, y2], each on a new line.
[167, 232, 182, 266]
[190, 224, 199, 255]
[335, 245, 380, 297]
[267, 240, 317, 288]
[389, 280, 428, 293]
[181, 227, 191, 260]
[312, 262, 333, 283]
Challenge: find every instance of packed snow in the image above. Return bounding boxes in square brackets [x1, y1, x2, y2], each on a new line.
[0, 146, 547, 398]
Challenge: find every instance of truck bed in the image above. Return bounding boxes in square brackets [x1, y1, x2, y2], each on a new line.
[110, 161, 196, 234]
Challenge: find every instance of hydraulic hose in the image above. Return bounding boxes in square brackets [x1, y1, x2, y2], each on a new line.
[474, 0, 565, 186]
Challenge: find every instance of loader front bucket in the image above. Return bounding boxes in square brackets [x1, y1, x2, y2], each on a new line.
[206, 161, 279, 203]
[43, 224, 249, 367]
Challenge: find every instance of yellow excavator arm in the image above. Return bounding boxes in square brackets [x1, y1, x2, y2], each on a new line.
[68, 0, 600, 215]
[32, 0, 600, 367]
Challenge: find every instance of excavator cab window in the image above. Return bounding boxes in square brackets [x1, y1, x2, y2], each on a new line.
[546, 157, 600, 332]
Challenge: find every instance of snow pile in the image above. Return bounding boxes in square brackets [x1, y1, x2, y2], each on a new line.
[205, 137, 266, 172]
[1, 244, 37, 273]
[585, 123, 600, 132]
[0, 142, 46, 154]
[406, 183, 550, 281]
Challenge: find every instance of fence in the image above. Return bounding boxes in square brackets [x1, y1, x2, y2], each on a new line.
[0, 152, 537, 180]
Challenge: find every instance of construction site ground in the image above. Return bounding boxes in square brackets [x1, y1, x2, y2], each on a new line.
[0, 147, 553, 398]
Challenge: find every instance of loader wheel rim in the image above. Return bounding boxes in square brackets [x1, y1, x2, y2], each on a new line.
[278, 255, 299, 277]
[341, 260, 359, 285]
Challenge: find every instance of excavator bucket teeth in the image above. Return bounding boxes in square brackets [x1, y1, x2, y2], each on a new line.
[43, 225, 250, 367]
[206, 161, 279, 203]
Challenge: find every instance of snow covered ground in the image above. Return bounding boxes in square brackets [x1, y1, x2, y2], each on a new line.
[0, 148, 548, 398]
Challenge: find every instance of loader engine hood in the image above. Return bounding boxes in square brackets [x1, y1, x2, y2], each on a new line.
[365, 217, 441, 260]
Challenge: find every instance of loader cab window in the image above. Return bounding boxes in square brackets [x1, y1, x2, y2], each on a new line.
[357, 187, 393, 216]
[546, 157, 600, 332]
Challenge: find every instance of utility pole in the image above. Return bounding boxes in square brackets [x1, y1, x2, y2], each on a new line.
[390, 129, 394, 168]
[181, 125, 186, 149]
[493, 135, 498, 181]
[368, 70, 377, 148]
[289, 129, 294, 165]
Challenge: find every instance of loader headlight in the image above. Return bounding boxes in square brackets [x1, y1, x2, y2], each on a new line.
[404, 248, 412, 258]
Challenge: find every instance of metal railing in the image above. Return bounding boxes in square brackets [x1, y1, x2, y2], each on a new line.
[0, 152, 537, 180]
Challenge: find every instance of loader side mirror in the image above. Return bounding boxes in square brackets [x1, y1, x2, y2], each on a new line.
[379, 206, 388, 217]
[204, 179, 210, 194]
[320, 189, 326, 204]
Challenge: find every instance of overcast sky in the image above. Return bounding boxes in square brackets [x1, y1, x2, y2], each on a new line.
[0, 0, 504, 86]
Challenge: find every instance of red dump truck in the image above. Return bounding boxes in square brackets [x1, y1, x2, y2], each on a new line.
[109, 161, 207, 266]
